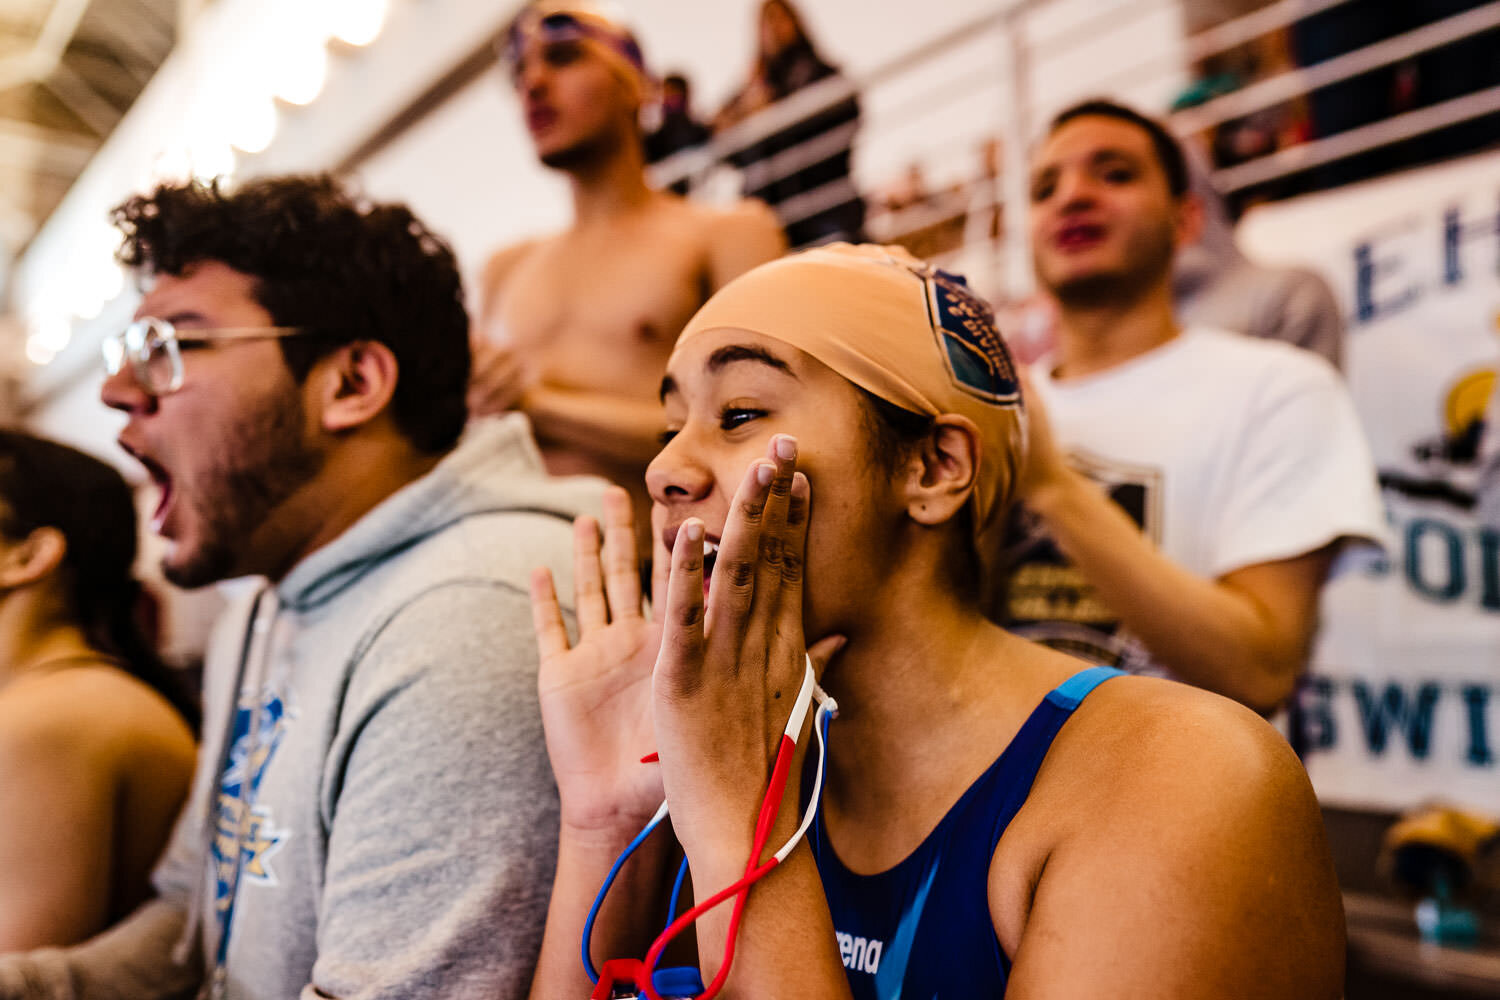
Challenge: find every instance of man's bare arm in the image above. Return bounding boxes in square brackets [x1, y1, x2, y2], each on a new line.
[1023, 461, 1333, 713]
[476, 240, 538, 333]
[522, 385, 669, 468]
[469, 241, 541, 418]
[1016, 369, 1338, 713]
[1003, 688, 1344, 999]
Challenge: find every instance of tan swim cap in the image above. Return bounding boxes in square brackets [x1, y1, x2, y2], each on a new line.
[673, 243, 1026, 579]
[503, 1, 650, 104]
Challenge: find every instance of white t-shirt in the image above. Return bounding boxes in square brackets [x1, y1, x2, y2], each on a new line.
[1004, 326, 1387, 677]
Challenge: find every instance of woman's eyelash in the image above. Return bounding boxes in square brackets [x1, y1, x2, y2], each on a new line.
[657, 408, 767, 443]
[719, 407, 766, 430]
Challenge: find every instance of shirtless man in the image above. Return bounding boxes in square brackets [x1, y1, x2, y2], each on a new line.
[475, 2, 787, 530]
[525, 244, 1345, 998]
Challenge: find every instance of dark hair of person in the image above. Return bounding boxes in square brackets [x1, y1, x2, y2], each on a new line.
[1049, 99, 1189, 199]
[856, 388, 982, 600]
[111, 174, 470, 454]
[0, 431, 198, 731]
[756, 0, 836, 100]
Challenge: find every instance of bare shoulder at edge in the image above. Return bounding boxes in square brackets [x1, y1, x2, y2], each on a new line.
[689, 196, 787, 285]
[1045, 675, 1308, 801]
[1009, 673, 1337, 918]
[0, 666, 194, 760]
[997, 678, 1343, 998]
[692, 195, 783, 240]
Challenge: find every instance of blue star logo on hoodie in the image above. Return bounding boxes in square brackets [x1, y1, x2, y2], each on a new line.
[212, 689, 290, 954]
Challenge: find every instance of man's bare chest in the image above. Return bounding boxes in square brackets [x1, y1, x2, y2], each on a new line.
[494, 240, 711, 356]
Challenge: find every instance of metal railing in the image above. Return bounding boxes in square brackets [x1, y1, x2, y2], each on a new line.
[652, 0, 1500, 295]
[1173, 2, 1500, 141]
[647, 5, 1013, 238]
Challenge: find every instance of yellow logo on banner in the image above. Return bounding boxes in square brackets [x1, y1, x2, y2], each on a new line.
[1444, 368, 1496, 443]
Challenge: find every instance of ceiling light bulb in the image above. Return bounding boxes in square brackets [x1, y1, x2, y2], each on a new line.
[276, 43, 327, 105]
[229, 98, 278, 154]
[190, 143, 238, 181]
[332, 0, 387, 46]
[33, 315, 71, 351]
[25, 336, 57, 366]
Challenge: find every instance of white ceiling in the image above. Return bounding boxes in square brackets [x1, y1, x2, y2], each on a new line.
[0, 0, 179, 257]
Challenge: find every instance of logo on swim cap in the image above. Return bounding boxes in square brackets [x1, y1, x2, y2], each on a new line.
[924, 269, 1020, 406]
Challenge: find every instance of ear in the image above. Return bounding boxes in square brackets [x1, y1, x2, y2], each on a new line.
[0, 526, 68, 589]
[1174, 191, 1205, 250]
[309, 341, 400, 435]
[902, 415, 981, 527]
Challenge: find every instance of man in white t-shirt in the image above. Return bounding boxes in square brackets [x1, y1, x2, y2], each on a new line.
[1003, 99, 1385, 714]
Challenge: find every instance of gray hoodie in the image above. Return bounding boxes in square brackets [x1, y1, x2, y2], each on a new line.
[0, 414, 603, 1000]
[1173, 142, 1346, 371]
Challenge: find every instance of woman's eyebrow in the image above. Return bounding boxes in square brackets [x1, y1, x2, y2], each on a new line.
[661, 344, 799, 402]
[705, 344, 796, 377]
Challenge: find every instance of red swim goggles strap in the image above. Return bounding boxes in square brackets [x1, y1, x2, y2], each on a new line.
[585, 656, 838, 1000]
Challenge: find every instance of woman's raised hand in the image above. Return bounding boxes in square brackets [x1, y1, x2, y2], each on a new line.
[530, 486, 669, 839]
[651, 435, 844, 860]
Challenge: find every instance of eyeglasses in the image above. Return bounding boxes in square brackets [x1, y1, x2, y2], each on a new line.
[101, 317, 312, 397]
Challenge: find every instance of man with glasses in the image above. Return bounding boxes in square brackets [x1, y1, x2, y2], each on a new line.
[0, 174, 602, 999]
[472, 1, 786, 545]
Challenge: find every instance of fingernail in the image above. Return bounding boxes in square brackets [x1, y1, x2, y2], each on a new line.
[685, 520, 703, 542]
[756, 463, 774, 486]
[776, 436, 797, 461]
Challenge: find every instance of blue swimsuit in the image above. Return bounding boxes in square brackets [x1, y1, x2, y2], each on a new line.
[810, 665, 1122, 998]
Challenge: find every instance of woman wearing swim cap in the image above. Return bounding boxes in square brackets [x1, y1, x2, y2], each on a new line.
[527, 244, 1344, 998]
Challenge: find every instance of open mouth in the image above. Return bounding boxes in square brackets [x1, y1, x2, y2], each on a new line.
[526, 104, 558, 134]
[120, 438, 175, 533]
[1056, 220, 1106, 251]
[702, 538, 720, 595]
[663, 524, 722, 597]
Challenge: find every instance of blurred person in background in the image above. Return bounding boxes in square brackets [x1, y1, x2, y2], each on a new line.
[1003, 99, 1385, 715]
[644, 73, 712, 194]
[715, 0, 865, 247]
[0, 431, 195, 954]
[1172, 139, 1344, 369]
[475, 1, 785, 546]
[0, 174, 601, 1000]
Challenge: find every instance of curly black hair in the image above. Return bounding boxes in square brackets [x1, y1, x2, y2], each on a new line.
[111, 174, 469, 454]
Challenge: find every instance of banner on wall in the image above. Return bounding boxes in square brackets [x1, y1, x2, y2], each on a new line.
[1239, 151, 1500, 814]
